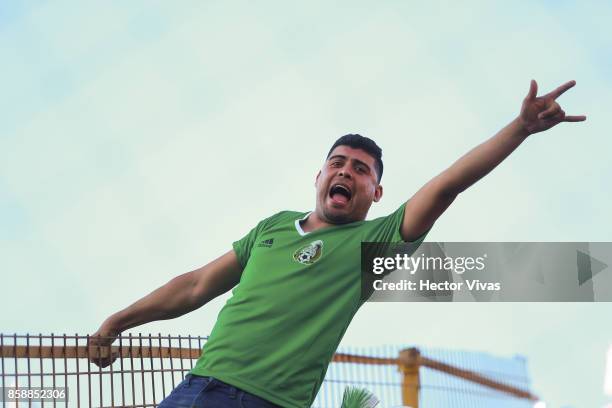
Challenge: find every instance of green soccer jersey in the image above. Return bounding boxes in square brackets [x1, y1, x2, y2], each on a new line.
[191, 203, 426, 407]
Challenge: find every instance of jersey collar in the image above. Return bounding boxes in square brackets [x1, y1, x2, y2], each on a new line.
[294, 212, 312, 236]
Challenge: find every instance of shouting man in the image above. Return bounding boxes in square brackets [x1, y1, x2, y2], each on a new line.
[91, 80, 585, 407]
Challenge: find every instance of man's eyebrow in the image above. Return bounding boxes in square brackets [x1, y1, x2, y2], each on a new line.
[328, 155, 371, 171]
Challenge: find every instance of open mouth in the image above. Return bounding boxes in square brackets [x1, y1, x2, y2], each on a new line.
[329, 184, 352, 205]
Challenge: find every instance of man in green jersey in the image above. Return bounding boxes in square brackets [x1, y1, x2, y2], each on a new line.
[90, 80, 585, 407]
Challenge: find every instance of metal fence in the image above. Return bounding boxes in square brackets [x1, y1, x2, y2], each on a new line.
[0, 333, 538, 407]
[0, 333, 205, 407]
[316, 346, 536, 408]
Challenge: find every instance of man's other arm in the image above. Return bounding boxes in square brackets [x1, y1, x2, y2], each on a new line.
[89, 250, 242, 367]
[400, 80, 586, 242]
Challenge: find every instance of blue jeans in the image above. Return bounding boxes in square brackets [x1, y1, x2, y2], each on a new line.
[157, 374, 282, 408]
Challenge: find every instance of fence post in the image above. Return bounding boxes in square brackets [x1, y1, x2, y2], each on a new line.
[399, 347, 420, 408]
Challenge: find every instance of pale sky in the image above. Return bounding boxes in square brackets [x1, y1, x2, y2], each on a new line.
[1, 1, 611, 407]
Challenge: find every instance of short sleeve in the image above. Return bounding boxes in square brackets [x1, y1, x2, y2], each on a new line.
[231, 211, 289, 269]
[232, 220, 267, 269]
[361, 202, 430, 302]
[364, 201, 429, 246]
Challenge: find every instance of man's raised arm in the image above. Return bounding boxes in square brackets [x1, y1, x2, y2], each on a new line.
[400, 80, 586, 242]
[88, 250, 243, 367]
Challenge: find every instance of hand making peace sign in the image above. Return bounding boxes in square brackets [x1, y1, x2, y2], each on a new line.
[519, 80, 587, 135]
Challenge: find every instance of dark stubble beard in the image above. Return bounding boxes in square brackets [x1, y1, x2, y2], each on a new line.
[321, 206, 354, 225]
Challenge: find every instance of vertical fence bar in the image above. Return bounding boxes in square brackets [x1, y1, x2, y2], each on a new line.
[39, 334, 44, 408]
[1, 334, 5, 408]
[168, 334, 176, 390]
[138, 333, 145, 408]
[399, 348, 420, 408]
[74, 334, 80, 408]
[380, 346, 395, 404]
[62, 334, 67, 408]
[119, 335, 125, 407]
[178, 335, 184, 381]
[86, 335, 92, 408]
[109, 334, 115, 408]
[148, 334, 156, 406]
[26, 334, 31, 408]
[384, 345, 390, 405]
[188, 335, 194, 371]
[158, 333, 165, 399]
[50, 334, 56, 408]
[129, 334, 135, 408]
[96, 337, 102, 408]
[13, 334, 18, 401]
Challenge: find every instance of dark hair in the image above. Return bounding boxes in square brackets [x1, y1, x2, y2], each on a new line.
[326, 134, 383, 182]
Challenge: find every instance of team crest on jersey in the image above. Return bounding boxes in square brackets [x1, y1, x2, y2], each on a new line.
[293, 240, 324, 265]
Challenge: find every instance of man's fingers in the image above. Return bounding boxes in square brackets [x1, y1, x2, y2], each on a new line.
[89, 351, 117, 368]
[87, 335, 118, 368]
[564, 115, 587, 122]
[525, 79, 538, 101]
[91, 358, 104, 368]
[547, 80, 576, 100]
[92, 358, 111, 368]
[538, 102, 561, 119]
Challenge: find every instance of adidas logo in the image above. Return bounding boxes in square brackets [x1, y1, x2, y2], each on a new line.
[258, 238, 274, 248]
